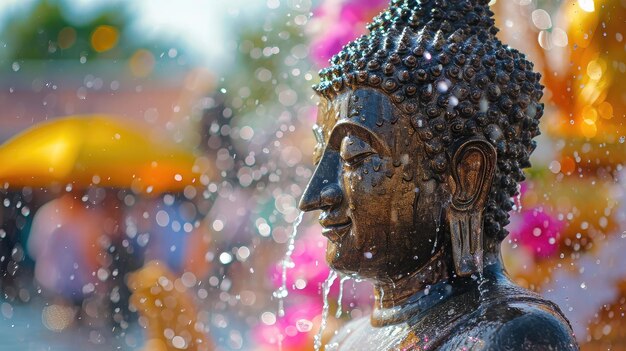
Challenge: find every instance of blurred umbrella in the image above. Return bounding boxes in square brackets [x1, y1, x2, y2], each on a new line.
[0, 115, 206, 193]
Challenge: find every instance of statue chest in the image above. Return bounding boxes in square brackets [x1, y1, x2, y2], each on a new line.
[323, 288, 575, 351]
[325, 299, 488, 351]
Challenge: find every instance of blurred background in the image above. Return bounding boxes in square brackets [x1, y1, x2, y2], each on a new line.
[0, 0, 623, 350]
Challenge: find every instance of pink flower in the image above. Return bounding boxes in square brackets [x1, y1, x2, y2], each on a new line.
[341, 0, 388, 22]
[252, 300, 322, 350]
[271, 226, 333, 297]
[309, 0, 388, 67]
[510, 208, 563, 259]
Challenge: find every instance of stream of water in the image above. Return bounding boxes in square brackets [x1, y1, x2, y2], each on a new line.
[314, 270, 338, 351]
[273, 211, 304, 317]
[335, 274, 350, 319]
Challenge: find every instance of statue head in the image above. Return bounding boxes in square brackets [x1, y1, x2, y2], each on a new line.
[299, 0, 543, 282]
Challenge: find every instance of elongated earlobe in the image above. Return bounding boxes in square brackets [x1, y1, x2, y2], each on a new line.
[449, 208, 485, 275]
[446, 139, 496, 276]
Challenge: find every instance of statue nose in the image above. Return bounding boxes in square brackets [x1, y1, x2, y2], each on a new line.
[299, 183, 343, 212]
[299, 151, 343, 212]
[320, 184, 343, 208]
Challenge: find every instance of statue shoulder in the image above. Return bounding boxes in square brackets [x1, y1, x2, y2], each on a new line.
[436, 293, 579, 351]
[487, 301, 579, 350]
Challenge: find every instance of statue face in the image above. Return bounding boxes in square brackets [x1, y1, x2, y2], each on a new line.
[299, 88, 445, 281]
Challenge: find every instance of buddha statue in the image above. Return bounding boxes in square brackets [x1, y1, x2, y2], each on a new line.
[298, 0, 579, 349]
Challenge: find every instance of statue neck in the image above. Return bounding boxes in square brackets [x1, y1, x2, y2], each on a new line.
[370, 249, 506, 326]
[372, 249, 449, 312]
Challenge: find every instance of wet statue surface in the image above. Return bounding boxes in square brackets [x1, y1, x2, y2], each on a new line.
[298, 0, 579, 350]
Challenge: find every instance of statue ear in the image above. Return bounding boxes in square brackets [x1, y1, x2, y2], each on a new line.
[446, 138, 497, 276]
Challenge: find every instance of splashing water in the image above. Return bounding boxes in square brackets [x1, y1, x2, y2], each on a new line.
[431, 205, 445, 254]
[431, 227, 439, 255]
[273, 211, 304, 317]
[477, 273, 489, 301]
[335, 274, 350, 319]
[314, 270, 338, 351]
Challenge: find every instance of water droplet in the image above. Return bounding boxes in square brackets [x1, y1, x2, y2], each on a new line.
[172, 336, 186, 349]
[531, 9, 552, 30]
[219, 252, 233, 264]
[296, 319, 313, 332]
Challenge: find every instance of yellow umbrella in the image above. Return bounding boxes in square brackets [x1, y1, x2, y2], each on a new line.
[0, 115, 204, 194]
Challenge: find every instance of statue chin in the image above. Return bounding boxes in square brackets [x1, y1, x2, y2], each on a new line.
[298, 0, 579, 349]
[323, 239, 378, 279]
[324, 242, 354, 275]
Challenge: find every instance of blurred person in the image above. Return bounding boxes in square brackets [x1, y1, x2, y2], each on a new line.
[27, 192, 119, 302]
[128, 260, 213, 351]
[124, 196, 212, 279]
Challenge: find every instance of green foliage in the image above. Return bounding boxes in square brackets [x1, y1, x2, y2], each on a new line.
[222, 7, 313, 120]
[2, 0, 160, 61]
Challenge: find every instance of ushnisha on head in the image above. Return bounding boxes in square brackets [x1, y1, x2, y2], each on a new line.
[300, 0, 544, 279]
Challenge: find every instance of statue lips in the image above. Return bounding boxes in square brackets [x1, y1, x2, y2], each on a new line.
[320, 219, 352, 242]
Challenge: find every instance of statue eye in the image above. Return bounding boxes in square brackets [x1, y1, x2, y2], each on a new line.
[343, 152, 374, 167]
[340, 135, 376, 167]
[312, 125, 325, 165]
